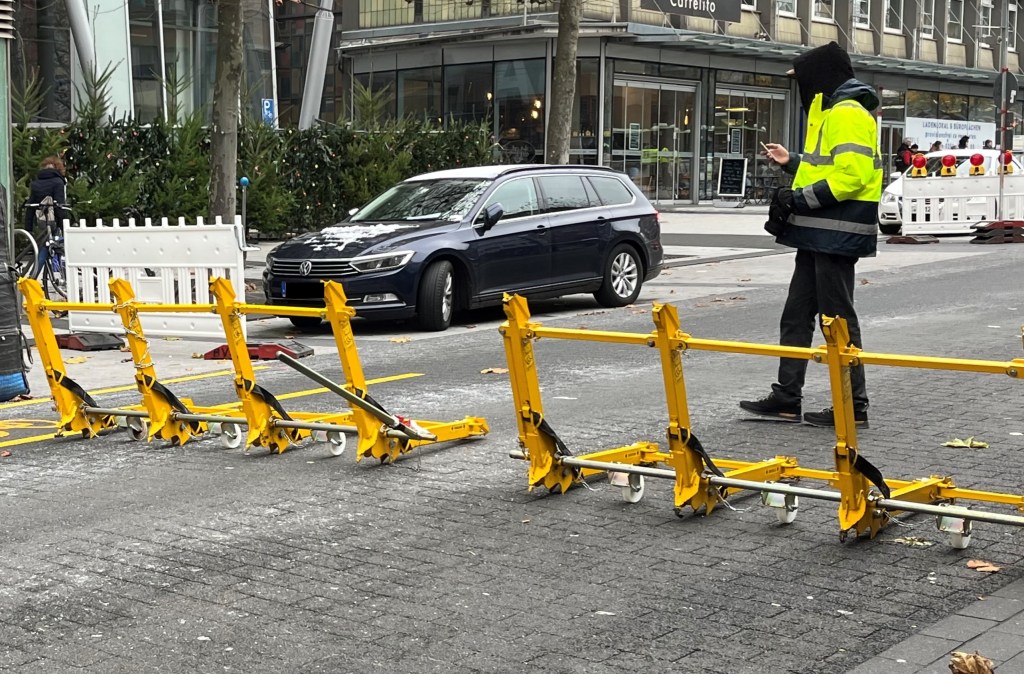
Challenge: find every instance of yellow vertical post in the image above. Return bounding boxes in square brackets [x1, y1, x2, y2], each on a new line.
[211, 277, 299, 452]
[820, 316, 876, 537]
[109, 278, 203, 445]
[651, 303, 712, 515]
[322, 280, 381, 461]
[500, 294, 574, 493]
[17, 278, 113, 437]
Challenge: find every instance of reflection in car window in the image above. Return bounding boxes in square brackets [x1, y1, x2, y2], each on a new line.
[480, 178, 539, 221]
[588, 176, 634, 206]
[351, 179, 491, 222]
[538, 175, 591, 213]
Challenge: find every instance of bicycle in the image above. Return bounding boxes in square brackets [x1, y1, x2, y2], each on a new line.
[16, 201, 71, 300]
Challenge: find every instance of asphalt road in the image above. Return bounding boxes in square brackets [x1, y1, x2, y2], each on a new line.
[3, 237, 1024, 673]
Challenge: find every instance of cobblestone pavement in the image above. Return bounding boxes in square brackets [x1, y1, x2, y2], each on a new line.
[2, 246, 1024, 673]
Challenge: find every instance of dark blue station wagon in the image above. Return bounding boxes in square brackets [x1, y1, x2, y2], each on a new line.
[263, 165, 663, 331]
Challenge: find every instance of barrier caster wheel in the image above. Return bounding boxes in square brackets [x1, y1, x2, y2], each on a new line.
[326, 431, 346, 457]
[950, 532, 972, 550]
[220, 423, 242, 450]
[622, 474, 645, 503]
[127, 417, 148, 442]
[776, 505, 798, 525]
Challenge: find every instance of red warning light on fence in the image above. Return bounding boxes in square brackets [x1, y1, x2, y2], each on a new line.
[970, 153, 985, 166]
[941, 154, 957, 167]
[912, 154, 927, 168]
[1004, 150, 1014, 165]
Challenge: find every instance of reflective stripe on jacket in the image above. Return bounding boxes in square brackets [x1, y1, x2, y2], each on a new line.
[778, 83, 882, 259]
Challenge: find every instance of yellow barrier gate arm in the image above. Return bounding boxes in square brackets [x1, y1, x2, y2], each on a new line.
[821, 316, 887, 539]
[500, 294, 575, 494]
[651, 303, 718, 515]
[109, 278, 207, 446]
[210, 277, 306, 452]
[17, 278, 116, 438]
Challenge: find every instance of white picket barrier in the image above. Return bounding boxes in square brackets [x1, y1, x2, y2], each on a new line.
[900, 174, 1024, 234]
[65, 216, 252, 339]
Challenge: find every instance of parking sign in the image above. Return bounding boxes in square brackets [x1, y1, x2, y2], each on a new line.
[262, 98, 275, 126]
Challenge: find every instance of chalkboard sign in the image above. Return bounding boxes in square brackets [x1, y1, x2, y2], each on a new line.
[717, 158, 748, 198]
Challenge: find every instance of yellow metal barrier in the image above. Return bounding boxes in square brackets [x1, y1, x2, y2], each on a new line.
[500, 293, 1024, 547]
[19, 276, 488, 462]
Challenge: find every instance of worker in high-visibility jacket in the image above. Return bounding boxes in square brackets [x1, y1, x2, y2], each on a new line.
[740, 41, 882, 429]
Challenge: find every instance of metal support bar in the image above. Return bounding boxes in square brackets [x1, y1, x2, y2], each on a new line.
[83, 407, 150, 418]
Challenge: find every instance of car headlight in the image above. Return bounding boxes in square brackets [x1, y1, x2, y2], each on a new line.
[349, 251, 414, 273]
[881, 191, 897, 205]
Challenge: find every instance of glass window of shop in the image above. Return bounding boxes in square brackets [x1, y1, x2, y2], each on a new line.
[444, 63, 492, 126]
[712, 88, 787, 199]
[569, 59, 600, 165]
[398, 67, 442, 122]
[129, 0, 164, 122]
[162, 0, 218, 120]
[938, 93, 968, 120]
[13, 0, 74, 123]
[493, 59, 545, 164]
[906, 90, 938, 118]
[880, 89, 905, 121]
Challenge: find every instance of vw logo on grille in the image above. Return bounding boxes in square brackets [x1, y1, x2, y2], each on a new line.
[299, 260, 313, 277]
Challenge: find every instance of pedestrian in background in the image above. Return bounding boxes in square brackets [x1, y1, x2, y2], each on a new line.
[958, 135, 970, 149]
[894, 139, 912, 173]
[930, 140, 942, 152]
[741, 41, 882, 428]
[984, 140, 994, 149]
[25, 155, 67, 232]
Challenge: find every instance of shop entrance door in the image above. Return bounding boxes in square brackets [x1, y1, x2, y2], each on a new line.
[608, 80, 698, 204]
[880, 123, 905, 185]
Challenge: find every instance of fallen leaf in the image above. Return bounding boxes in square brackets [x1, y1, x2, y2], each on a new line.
[521, 519, 530, 524]
[595, 610, 617, 616]
[245, 282, 257, 292]
[389, 336, 412, 344]
[949, 650, 995, 674]
[480, 367, 509, 375]
[163, 336, 182, 341]
[66, 355, 89, 364]
[943, 437, 989, 449]
[739, 277, 751, 282]
[464, 324, 478, 329]
[120, 357, 133, 363]
[191, 353, 205, 359]
[892, 536, 935, 548]
[859, 278, 871, 285]
[967, 560, 1001, 573]
[119, 345, 131, 352]
[0, 451, 11, 458]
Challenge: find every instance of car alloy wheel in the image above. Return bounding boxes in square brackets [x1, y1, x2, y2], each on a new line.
[610, 251, 639, 299]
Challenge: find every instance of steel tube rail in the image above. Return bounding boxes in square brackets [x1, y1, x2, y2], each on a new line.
[855, 352, 1024, 376]
[273, 419, 357, 433]
[877, 498, 1024, 527]
[682, 338, 818, 360]
[83, 407, 149, 418]
[530, 327, 651, 346]
[708, 475, 842, 502]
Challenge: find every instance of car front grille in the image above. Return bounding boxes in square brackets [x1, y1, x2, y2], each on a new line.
[270, 259, 356, 277]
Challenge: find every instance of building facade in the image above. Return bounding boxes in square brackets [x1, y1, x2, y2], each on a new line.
[13, 0, 277, 125]
[336, 0, 1024, 202]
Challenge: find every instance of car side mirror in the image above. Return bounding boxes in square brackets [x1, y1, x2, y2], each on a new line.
[481, 203, 504, 231]
[348, 207, 359, 217]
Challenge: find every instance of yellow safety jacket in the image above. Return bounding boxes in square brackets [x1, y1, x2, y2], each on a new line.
[780, 79, 883, 258]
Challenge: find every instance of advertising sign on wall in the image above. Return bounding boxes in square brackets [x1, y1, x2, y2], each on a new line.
[904, 117, 998, 150]
[639, 0, 741, 23]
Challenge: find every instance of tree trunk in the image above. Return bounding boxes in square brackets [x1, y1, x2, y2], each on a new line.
[208, 0, 245, 219]
[546, 0, 582, 164]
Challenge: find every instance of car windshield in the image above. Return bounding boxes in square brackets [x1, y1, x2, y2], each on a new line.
[350, 178, 492, 223]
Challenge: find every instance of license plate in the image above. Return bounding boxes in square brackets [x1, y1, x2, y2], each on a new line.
[281, 281, 287, 297]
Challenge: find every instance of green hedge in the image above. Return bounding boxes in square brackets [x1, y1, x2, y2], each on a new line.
[14, 117, 493, 236]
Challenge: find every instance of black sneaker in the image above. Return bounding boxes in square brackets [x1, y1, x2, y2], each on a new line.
[803, 407, 869, 428]
[739, 393, 801, 422]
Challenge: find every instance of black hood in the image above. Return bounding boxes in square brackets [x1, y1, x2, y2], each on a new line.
[792, 41, 856, 112]
[270, 220, 459, 259]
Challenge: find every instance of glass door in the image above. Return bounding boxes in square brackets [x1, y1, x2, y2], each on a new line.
[609, 80, 697, 204]
[880, 123, 905, 185]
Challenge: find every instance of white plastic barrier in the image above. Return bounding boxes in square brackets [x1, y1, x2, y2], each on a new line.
[65, 216, 252, 339]
[900, 174, 1024, 234]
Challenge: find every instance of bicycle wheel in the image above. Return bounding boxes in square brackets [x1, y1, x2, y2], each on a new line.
[43, 246, 67, 300]
[11, 228, 39, 280]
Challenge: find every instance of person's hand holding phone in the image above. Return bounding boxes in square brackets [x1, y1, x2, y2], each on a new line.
[762, 142, 790, 166]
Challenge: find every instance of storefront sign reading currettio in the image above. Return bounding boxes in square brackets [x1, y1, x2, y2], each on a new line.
[639, 0, 741, 23]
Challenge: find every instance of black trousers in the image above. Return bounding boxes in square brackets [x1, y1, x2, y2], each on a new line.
[770, 249, 868, 410]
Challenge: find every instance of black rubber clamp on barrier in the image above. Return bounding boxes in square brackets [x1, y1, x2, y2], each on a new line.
[679, 428, 725, 478]
[850, 448, 891, 499]
[531, 411, 572, 458]
[249, 382, 295, 423]
[55, 370, 98, 408]
[144, 375, 203, 433]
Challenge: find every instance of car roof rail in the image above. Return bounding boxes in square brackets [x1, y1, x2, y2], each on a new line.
[498, 164, 621, 177]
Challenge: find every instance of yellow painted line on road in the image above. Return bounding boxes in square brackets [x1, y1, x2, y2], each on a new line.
[0, 366, 272, 410]
[0, 372, 424, 449]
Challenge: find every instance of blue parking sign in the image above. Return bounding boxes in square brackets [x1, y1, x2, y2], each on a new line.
[262, 98, 275, 125]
